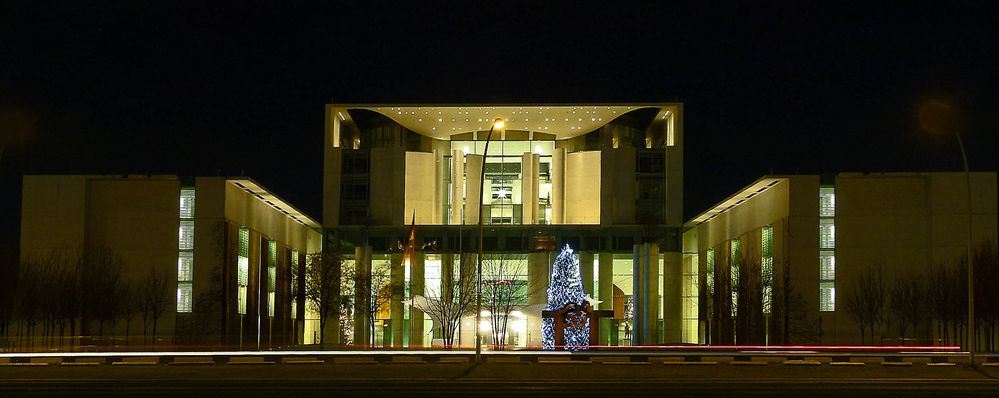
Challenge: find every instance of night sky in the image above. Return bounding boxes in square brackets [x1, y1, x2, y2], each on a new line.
[2, 3, 998, 273]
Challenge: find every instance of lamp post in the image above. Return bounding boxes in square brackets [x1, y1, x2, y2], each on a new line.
[476, 118, 505, 362]
[919, 100, 975, 367]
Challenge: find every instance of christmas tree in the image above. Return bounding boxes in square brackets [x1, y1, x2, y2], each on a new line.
[542, 245, 590, 350]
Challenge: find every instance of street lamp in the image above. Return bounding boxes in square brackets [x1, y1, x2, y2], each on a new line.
[476, 117, 505, 362]
[919, 100, 975, 367]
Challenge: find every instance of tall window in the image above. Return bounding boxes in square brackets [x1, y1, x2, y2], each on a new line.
[762, 225, 774, 315]
[819, 186, 836, 312]
[730, 239, 740, 318]
[177, 188, 195, 313]
[706, 248, 715, 296]
[237, 227, 249, 315]
[267, 240, 277, 318]
[290, 249, 299, 320]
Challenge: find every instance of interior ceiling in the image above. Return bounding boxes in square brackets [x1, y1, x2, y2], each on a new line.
[343, 105, 669, 140]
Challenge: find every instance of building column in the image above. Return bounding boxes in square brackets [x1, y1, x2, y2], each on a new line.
[663, 250, 683, 343]
[390, 253, 405, 348]
[410, 252, 425, 347]
[464, 154, 483, 225]
[527, 252, 550, 348]
[632, 242, 660, 345]
[243, 231, 261, 350]
[522, 152, 540, 224]
[551, 148, 566, 224]
[597, 252, 614, 345]
[437, 253, 453, 346]
[353, 245, 371, 347]
[579, 252, 594, 298]
[450, 150, 464, 225]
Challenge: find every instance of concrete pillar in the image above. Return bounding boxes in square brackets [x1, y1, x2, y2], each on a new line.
[464, 154, 483, 225]
[410, 252, 425, 347]
[450, 150, 464, 225]
[551, 148, 565, 224]
[632, 242, 660, 345]
[598, 253, 614, 311]
[522, 152, 540, 224]
[663, 250, 683, 343]
[527, 252, 550, 347]
[597, 252, 614, 347]
[647, 243, 660, 344]
[579, 252, 594, 298]
[632, 244, 644, 345]
[353, 245, 371, 347]
[243, 231, 261, 349]
[390, 253, 404, 348]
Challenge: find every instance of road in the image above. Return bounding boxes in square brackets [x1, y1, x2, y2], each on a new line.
[2, 361, 999, 397]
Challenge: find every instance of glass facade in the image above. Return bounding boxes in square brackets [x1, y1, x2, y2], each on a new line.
[237, 226, 249, 315]
[819, 186, 836, 312]
[447, 140, 555, 225]
[177, 188, 195, 313]
[761, 225, 773, 315]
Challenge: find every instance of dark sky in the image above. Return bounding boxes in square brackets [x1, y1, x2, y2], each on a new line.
[2, 3, 998, 265]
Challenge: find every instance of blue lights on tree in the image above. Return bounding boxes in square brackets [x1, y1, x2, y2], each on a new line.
[542, 245, 590, 351]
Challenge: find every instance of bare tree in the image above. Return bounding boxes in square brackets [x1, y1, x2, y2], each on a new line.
[304, 251, 343, 345]
[140, 269, 169, 347]
[845, 263, 886, 344]
[482, 254, 528, 350]
[888, 275, 923, 344]
[13, 258, 42, 350]
[354, 263, 394, 347]
[411, 254, 476, 349]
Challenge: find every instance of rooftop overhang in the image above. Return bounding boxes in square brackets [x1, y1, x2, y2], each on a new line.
[227, 178, 321, 229]
[329, 103, 679, 140]
[685, 177, 787, 226]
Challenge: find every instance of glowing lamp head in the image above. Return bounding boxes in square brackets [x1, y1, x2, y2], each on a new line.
[493, 118, 505, 130]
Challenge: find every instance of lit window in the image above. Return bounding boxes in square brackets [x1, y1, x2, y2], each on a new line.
[177, 283, 193, 313]
[180, 189, 196, 219]
[819, 185, 836, 312]
[179, 221, 195, 250]
[819, 219, 835, 249]
[761, 225, 774, 314]
[819, 187, 835, 217]
[178, 252, 193, 282]
[730, 239, 740, 318]
[819, 282, 836, 312]
[706, 248, 715, 296]
[819, 251, 836, 281]
[237, 227, 249, 315]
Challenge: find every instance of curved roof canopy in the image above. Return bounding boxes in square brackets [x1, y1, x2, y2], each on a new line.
[332, 104, 674, 140]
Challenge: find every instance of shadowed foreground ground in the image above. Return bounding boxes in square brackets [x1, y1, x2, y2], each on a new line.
[2, 361, 999, 397]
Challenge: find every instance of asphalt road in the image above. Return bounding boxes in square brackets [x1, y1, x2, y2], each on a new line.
[2, 362, 998, 397]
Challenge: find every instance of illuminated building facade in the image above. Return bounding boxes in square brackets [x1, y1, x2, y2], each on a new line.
[322, 104, 688, 347]
[19, 175, 321, 347]
[684, 172, 997, 345]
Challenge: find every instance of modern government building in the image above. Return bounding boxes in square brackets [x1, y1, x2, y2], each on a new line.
[16, 102, 999, 349]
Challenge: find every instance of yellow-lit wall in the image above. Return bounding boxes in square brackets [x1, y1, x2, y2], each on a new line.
[688, 173, 998, 345]
[21, 175, 181, 339]
[404, 151, 437, 225]
[224, 181, 321, 253]
[564, 150, 601, 224]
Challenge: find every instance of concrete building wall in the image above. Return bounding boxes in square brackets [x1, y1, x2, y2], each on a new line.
[224, 182, 318, 253]
[21, 175, 181, 340]
[404, 151, 437, 225]
[564, 150, 601, 224]
[368, 147, 406, 227]
[600, 147, 636, 225]
[688, 172, 998, 345]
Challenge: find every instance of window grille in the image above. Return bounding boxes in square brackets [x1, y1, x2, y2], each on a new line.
[179, 221, 195, 250]
[177, 283, 193, 313]
[178, 252, 193, 282]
